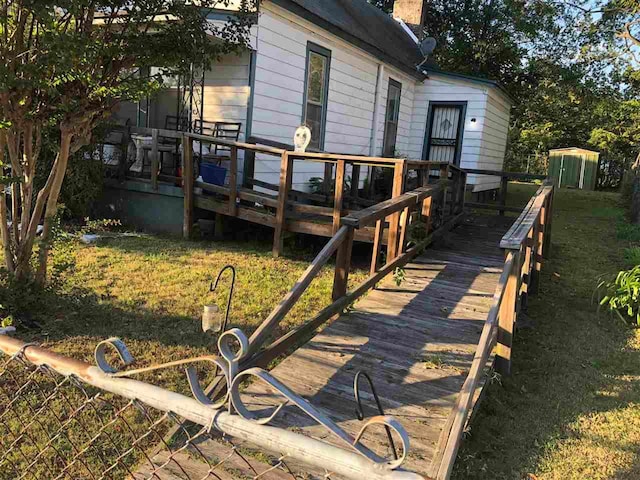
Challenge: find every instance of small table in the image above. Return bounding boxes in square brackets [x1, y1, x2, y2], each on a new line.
[130, 135, 176, 175]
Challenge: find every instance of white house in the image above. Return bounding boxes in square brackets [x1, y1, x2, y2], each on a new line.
[117, 0, 512, 193]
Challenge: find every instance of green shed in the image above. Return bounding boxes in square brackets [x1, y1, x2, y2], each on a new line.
[548, 148, 600, 190]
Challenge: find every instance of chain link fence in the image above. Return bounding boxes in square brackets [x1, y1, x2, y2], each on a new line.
[0, 349, 309, 480]
[0, 336, 417, 480]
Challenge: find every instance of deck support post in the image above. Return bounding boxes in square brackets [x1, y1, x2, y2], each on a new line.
[273, 151, 292, 257]
[333, 160, 346, 235]
[182, 135, 194, 239]
[332, 227, 354, 301]
[496, 250, 520, 376]
[151, 128, 159, 191]
[439, 164, 449, 218]
[386, 162, 406, 261]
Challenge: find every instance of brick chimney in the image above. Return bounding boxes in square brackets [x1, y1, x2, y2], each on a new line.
[392, 0, 426, 39]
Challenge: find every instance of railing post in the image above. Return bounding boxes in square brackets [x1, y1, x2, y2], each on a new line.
[422, 195, 433, 235]
[322, 162, 333, 196]
[273, 151, 292, 257]
[499, 175, 508, 216]
[370, 219, 383, 276]
[228, 146, 238, 216]
[151, 128, 159, 190]
[530, 204, 545, 295]
[350, 164, 361, 199]
[496, 249, 520, 376]
[387, 161, 406, 261]
[333, 160, 346, 235]
[520, 228, 534, 309]
[439, 164, 449, 219]
[333, 227, 355, 301]
[397, 206, 410, 255]
[543, 189, 554, 258]
[182, 135, 194, 239]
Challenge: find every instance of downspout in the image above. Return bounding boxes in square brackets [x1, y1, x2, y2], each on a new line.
[370, 63, 385, 156]
[367, 63, 385, 192]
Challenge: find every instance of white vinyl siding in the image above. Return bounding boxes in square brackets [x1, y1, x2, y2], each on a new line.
[251, 3, 383, 190]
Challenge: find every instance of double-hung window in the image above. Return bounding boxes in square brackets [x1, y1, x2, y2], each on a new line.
[303, 43, 331, 150]
[382, 79, 402, 157]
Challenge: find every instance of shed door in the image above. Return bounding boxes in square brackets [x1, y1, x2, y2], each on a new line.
[425, 103, 465, 165]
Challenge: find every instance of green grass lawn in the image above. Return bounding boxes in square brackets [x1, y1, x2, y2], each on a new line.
[3, 235, 366, 392]
[453, 184, 640, 479]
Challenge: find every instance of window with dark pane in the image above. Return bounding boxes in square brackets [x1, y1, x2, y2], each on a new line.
[303, 45, 331, 150]
[383, 79, 402, 157]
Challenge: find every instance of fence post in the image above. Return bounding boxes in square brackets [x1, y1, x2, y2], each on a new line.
[386, 161, 406, 261]
[333, 160, 346, 235]
[273, 151, 292, 257]
[151, 128, 159, 190]
[496, 249, 520, 376]
[333, 227, 355, 301]
[228, 146, 238, 216]
[182, 135, 194, 239]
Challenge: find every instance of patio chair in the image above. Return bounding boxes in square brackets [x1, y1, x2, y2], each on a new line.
[164, 115, 190, 132]
[193, 120, 242, 164]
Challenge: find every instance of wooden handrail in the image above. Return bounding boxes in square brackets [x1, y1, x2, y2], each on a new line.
[247, 225, 350, 356]
[435, 178, 555, 479]
[500, 179, 553, 250]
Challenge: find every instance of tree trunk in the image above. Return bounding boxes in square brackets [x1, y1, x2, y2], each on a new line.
[631, 154, 640, 225]
[34, 130, 72, 285]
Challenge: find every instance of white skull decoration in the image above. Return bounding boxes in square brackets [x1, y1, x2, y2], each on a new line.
[294, 125, 312, 153]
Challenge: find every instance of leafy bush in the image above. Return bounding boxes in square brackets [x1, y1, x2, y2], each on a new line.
[599, 266, 640, 325]
[624, 247, 640, 267]
[616, 222, 640, 241]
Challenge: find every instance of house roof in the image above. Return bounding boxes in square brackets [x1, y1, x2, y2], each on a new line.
[424, 68, 514, 104]
[270, 0, 428, 80]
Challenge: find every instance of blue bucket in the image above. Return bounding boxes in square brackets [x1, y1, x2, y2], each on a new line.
[200, 162, 227, 186]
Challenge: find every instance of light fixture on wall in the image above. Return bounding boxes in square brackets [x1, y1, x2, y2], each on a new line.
[470, 118, 477, 124]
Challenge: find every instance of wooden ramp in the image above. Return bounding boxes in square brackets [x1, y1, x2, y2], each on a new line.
[141, 216, 514, 479]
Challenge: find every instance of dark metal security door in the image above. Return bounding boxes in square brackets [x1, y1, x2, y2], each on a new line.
[424, 103, 466, 165]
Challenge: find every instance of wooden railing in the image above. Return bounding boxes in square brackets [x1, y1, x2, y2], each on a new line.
[464, 168, 547, 215]
[103, 127, 467, 256]
[434, 178, 555, 480]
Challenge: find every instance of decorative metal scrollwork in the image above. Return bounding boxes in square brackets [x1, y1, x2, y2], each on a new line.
[93, 328, 411, 471]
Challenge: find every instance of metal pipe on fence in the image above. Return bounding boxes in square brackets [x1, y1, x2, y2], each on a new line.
[0, 334, 424, 480]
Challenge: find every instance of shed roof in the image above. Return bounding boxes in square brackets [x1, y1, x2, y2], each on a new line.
[549, 147, 600, 155]
[270, 0, 428, 79]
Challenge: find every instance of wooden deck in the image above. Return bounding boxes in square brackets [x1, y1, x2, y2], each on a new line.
[140, 215, 514, 479]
